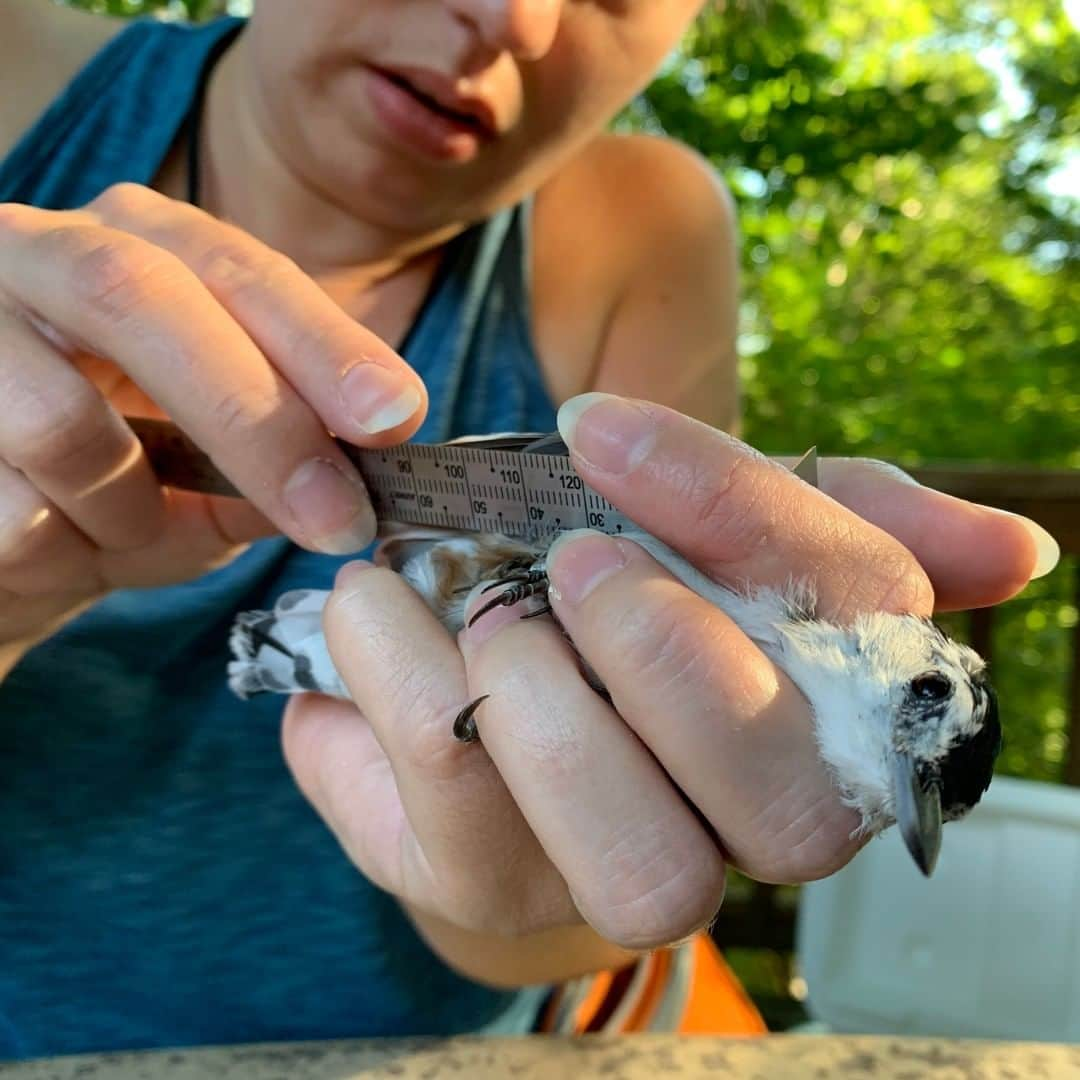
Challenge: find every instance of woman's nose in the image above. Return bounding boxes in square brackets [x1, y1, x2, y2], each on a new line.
[448, 0, 563, 61]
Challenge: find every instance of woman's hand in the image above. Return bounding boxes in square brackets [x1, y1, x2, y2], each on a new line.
[282, 395, 1054, 967]
[0, 184, 426, 656]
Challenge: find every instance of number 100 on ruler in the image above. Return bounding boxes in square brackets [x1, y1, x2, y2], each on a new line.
[359, 442, 635, 541]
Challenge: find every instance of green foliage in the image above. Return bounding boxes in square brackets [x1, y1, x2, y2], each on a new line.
[61, 0, 1078, 785]
[635, 0, 1078, 469]
[64, 0, 232, 18]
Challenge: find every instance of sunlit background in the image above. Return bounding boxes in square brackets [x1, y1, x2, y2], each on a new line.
[57, 0, 1080, 1029]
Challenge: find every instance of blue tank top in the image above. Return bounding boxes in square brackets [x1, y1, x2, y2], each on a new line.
[0, 17, 556, 1059]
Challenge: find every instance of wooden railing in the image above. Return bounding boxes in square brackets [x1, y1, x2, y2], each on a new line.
[711, 463, 1080, 960]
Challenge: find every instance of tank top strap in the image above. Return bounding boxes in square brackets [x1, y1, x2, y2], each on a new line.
[405, 204, 521, 441]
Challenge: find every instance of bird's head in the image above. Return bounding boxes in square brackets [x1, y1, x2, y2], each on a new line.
[778, 611, 1002, 876]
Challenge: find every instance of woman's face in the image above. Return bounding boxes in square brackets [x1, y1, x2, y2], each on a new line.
[244, 1, 705, 230]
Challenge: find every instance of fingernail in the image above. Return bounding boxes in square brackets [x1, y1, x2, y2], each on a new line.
[333, 559, 375, 590]
[285, 458, 376, 554]
[988, 509, 1061, 579]
[546, 529, 627, 606]
[556, 392, 656, 476]
[340, 363, 422, 435]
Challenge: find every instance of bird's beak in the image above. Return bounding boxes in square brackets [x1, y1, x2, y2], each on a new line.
[892, 752, 943, 877]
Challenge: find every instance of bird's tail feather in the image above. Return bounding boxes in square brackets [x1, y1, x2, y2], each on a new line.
[226, 589, 349, 700]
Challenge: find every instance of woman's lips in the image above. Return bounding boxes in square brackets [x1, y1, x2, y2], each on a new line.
[362, 66, 493, 163]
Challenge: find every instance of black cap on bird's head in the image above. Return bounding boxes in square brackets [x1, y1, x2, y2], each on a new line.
[938, 671, 1001, 815]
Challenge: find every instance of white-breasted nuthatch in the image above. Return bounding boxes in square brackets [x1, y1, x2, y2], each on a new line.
[228, 435, 1000, 878]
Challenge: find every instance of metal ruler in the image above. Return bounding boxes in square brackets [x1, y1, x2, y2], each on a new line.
[128, 416, 817, 542]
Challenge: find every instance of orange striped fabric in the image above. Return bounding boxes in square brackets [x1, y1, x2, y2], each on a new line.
[536, 932, 767, 1035]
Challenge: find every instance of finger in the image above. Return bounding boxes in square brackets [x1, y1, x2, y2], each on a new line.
[459, 588, 727, 949]
[810, 458, 1059, 611]
[0, 452, 263, 598]
[0, 588, 98, 646]
[0, 304, 167, 551]
[319, 562, 565, 934]
[0, 299, 278, 586]
[87, 184, 429, 445]
[556, 394, 936, 622]
[281, 694, 413, 895]
[0, 457, 101, 597]
[0, 203, 374, 554]
[545, 529, 865, 885]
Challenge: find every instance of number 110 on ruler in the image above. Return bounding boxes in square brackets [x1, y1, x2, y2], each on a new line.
[359, 443, 634, 541]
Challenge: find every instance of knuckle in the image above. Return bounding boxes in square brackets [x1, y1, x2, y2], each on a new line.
[684, 454, 773, 563]
[585, 823, 727, 949]
[69, 230, 188, 326]
[823, 522, 934, 621]
[207, 387, 259, 442]
[405, 697, 478, 783]
[513, 716, 588, 790]
[611, 590, 729, 699]
[324, 575, 470, 781]
[90, 182, 159, 220]
[285, 313, 355, 378]
[6, 386, 114, 477]
[198, 239, 300, 296]
[205, 383, 283, 445]
[485, 659, 589, 783]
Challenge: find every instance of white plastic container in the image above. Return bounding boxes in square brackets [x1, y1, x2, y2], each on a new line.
[796, 775, 1080, 1041]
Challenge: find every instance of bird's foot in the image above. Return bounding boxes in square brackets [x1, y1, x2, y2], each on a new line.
[466, 567, 550, 628]
[453, 556, 537, 595]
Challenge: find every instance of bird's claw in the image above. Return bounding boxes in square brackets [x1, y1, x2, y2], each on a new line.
[453, 694, 489, 743]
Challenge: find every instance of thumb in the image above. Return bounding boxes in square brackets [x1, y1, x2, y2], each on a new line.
[556, 393, 1056, 618]
[555, 393, 932, 623]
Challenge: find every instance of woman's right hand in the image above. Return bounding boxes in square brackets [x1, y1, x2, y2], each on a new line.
[0, 183, 427, 658]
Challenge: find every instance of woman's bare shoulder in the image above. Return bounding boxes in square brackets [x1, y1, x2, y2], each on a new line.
[0, 1, 126, 161]
[536, 132, 733, 273]
[530, 132, 737, 407]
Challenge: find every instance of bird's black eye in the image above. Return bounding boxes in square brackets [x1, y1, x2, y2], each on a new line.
[911, 672, 953, 701]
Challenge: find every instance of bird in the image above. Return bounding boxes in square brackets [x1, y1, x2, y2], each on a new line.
[227, 433, 1001, 878]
